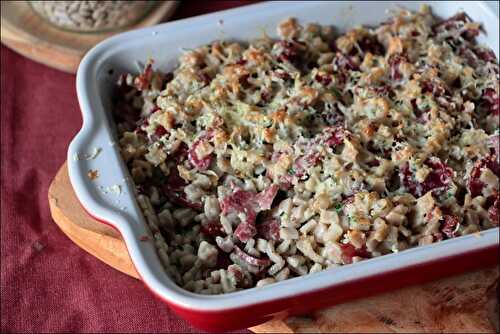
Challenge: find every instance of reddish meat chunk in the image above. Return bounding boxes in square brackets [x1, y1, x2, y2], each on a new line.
[200, 220, 225, 237]
[215, 251, 232, 270]
[257, 218, 281, 241]
[421, 80, 448, 97]
[366, 159, 380, 167]
[254, 185, 279, 211]
[293, 151, 321, 178]
[388, 54, 407, 81]
[400, 158, 453, 197]
[488, 135, 499, 156]
[233, 245, 271, 267]
[474, 48, 497, 63]
[482, 88, 499, 116]
[276, 40, 302, 65]
[421, 157, 454, 194]
[155, 125, 168, 137]
[323, 127, 345, 147]
[467, 155, 499, 197]
[440, 215, 459, 239]
[399, 163, 420, 196]
[235, 59, 247, 66]
[488, 193, 499, 225]
[315, 73, 332, 86]
[134, 63, 153, 91]
[234, 223, 258, 243]
[220, 188, 254, 216]
[161, 167, 202, 210]
[199, 72, 212, 86]
[221, 185, 280, 217]
[339, 243, 370, 264]
[433, 12, 479, 40]
[288, 128, 345, 179]
[188, 131, 214, 170]
[221, 185, 280, 242]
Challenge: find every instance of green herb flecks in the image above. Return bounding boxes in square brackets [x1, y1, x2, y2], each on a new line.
[332, 87, 343, 100]
[335, 203, 343, 214]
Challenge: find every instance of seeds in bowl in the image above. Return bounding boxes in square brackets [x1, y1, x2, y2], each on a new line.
[29, 1, 154, 32]
[111, 6, 499, 294]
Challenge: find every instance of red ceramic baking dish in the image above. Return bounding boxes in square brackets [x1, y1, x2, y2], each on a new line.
[68, 1, 499, 330]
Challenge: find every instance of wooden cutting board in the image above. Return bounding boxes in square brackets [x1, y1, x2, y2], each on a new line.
[0, 1, 178, 73]
[48, 162, 499, 333]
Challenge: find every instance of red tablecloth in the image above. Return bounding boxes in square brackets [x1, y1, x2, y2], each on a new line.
[1, 2, 256, 332]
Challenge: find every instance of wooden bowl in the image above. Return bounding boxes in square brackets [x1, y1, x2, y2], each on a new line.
[0, 0, 178, 73]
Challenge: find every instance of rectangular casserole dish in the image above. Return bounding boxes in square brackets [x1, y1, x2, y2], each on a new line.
[68, 1, 500, 331]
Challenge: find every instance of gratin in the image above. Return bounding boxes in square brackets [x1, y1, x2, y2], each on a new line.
[111, 6, 499, 294]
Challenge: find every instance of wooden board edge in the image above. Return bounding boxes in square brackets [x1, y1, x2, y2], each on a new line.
[249, 319, 295, 333]
[1, 28, 80, 73]
[48, 185, 140, 279]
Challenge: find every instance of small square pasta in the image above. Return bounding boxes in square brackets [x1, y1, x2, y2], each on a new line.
[112, 7, 499, 294]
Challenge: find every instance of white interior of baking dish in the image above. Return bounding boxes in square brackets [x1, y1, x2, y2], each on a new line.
[69, 1, 499, 311]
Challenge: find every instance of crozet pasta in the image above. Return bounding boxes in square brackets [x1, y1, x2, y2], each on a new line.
[112, 6, 499, 294]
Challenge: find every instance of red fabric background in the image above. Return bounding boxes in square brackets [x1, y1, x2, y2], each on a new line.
[1, 2, 257, 332]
